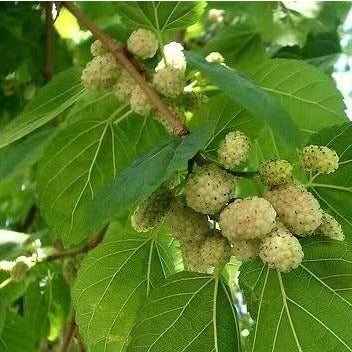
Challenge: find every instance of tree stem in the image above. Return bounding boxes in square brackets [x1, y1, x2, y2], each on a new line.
[60, 312, 76, 352]
[61, 1, 189, 137]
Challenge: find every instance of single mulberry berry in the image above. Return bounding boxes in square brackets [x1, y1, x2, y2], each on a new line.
[90, 40, 107, 57]
[81, 53, 121, 90]
[301, 145, 339, 174]
[131, 187, 172, 232]
[114, 70, 137, 103]
[62, 257, 80, 285]
[185, 165, 235, 215]
[259, 226, 303, 273]
[10, 258, 29, 282]
[206, 52, 225, 63]
[265, 183, 322, 236]
[130, 85, 153, 116]
[218, 131, 251, 169]
[207, 9, 225, 23]
[166, 198, 209, 242]
[259, 159, 293, 187]
[153, 67, 184, 98]
[219, 197, 276, 241]
[231, 239, 260, 261]
[127, 29, 158, 59]
[182, 241, 208, 273]
[155, 42, 186, 73]
[316, 212, 344, 241]
[200, 231, 230, 266]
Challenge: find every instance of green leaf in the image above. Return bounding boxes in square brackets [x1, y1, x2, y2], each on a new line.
[0, 312, 35, 352]
[37, 96, 167, 246]
[86, 124, 213, 235]
[186, 51, 302, 149]
[0, 129, 54, 181]
[73, 222, 175, 352]
[250, 59, 347, 134]
[0, 68, 85, 149]
[307, 122, 352, 240]
[239, 239, 352, 352]
[0, 230, 30, 261]
[127, 271, 241, 352]
[116, 1, 205, 32]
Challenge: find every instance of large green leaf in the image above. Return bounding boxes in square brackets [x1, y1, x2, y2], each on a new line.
[0, 312, 35, 352]
[115, 1, 205, 32]
[240, 239, 352, 352]
[307, 122, 352, 240]
[250, 59, 347, 134]
[127, 271, 241, 352]
[186, 51, 302, 149]
[0, 68, 85, 149]
[37, 96, 167, 246]
[73, 222, 175, 352]
[86, 124, 213, 235]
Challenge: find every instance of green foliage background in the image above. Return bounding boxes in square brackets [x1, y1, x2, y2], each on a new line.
[1, 1, 352, 352]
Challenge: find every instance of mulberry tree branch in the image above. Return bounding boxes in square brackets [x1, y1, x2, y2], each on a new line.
[61, 1, 189, 137]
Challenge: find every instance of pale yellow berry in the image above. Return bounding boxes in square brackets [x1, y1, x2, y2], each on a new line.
[131, 187, 172, 232]
[182, 241, 208, 273]
[114, 70, 137, 103]
[130, 86, 153, 116]
[301, 145, 339, 174]
[81, 53, 121, 90]
[153, 67, 184, 98]
[265, 183, 322, 236]
[200, 231, 230, 266]
[259, 226, 303, 273]
[155, 42, 186, 73]
[90, 40, 107, 57]
[231, 239, 260, 261]
[206, 52, 224, 63]
[316, 212, 344, 241]
[207, 9, 225, 23]
[127, 29, 158, 59]
[218, 131, 251, 168]
[219, 197, 276, 241]
[259, 159, 293, 187]
[185, 165, 235, 215]
[166, 198, 210, 243]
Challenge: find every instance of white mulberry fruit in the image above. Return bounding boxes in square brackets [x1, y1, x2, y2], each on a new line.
[10, 258, 29, 282]
[127, 29, 158, 59]
[206, 52, 224, 63]
[265, 183, 322, 236]
[182, 241, 208, 273]
[218, 131, 250, 169]
[301, 145, 339, 174]
[185, 165, 235, 215]
[90, 40, 107, 57]
[153, 67, 184, 98]
[231, 239, 260, 262]
[155, 42, 186, 73]
[114, 70, 137, 103]
[207, 9, 225, 23]
[166, 198, 209, 242]
[131, 187, 172, 232]
[259, 226, 304, 273]
[316, 212, 344, 241]
[259, 159, 293, 187]
[81, 53, 121, 90]
[200, 231, 230, 266]
[219, 197, 276, 241]
[130, 85, 153, 116]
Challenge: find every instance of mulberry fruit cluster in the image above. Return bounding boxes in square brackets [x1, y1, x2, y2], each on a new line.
[82, 29, 188, 129]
